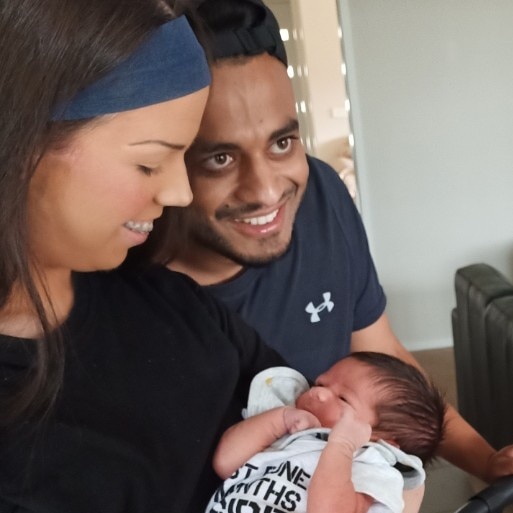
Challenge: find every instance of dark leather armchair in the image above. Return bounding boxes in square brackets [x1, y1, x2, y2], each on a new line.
[455, 476, 513, 513]
[452, 263, 513, 450]
[452, 265, 513, 512]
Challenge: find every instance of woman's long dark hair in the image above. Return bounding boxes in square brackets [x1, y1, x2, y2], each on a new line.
[0, 0, 177, 425]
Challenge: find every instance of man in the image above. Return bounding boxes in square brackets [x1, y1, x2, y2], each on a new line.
[150, 0, 513, 483]
[159, 0, 384, 383]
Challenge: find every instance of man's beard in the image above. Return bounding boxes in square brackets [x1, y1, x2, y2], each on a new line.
[189, 213, 292, 268]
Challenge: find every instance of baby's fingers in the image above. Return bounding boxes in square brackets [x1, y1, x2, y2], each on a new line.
[329, 405, 371, 449]
[283, 407, 321, 434]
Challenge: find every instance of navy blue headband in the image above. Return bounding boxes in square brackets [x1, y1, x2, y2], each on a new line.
[52, 16, 211, 121]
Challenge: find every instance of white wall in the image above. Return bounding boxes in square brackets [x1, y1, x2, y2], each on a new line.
[339, 0, 513, 350]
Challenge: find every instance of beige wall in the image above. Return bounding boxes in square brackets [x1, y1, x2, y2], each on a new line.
[267, 0, 351, 171]
[294, 0, 350, 168]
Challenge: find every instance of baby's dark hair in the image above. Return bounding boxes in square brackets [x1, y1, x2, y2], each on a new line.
[347, 351, 446, 464]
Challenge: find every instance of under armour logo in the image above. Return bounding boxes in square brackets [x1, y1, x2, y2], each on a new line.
[305, 292, 334, 323]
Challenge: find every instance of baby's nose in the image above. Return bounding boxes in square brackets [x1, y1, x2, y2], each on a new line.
[311, 386, 335, 402]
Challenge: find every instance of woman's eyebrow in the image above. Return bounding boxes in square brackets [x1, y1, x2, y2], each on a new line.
[128, 140, 185, 150]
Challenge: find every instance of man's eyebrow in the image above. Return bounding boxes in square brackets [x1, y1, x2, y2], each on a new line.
[189, 119, 300, 154]
[128, 140, 185, 150]
[269, 119, 300, 142]
[189, 139, 239, 154]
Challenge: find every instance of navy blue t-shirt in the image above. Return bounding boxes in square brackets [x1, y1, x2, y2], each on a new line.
[206, 156, 386, 381]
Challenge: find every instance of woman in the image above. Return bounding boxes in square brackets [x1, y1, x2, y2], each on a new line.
[0, 1, 283, 511]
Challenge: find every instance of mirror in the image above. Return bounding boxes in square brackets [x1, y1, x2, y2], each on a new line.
[266, 0, 358, 204]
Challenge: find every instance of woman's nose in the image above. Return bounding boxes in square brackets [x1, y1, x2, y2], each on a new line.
[155, 159, 193, 207]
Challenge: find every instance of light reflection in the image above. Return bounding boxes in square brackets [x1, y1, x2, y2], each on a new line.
[280, 28, 290, 41]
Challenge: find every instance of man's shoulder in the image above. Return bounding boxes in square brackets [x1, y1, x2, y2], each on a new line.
[306, 154, 339, 180]
[304, 154, 354, 203]
[298, 154, 358, 226]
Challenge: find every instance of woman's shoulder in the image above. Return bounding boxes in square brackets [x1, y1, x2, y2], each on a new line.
[82, 265, 200, 293]
[72, 265, 212, 320]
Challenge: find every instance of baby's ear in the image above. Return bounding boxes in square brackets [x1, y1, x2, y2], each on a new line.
[370, 432, 399, 448]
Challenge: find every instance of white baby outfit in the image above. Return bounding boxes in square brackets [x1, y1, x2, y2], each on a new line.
[206, 367, 425, 513]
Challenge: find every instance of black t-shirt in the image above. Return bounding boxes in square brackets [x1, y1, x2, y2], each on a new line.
[0, 266, 283, 513]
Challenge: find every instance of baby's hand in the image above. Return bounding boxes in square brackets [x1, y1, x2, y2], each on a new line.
[328, 402, 371, 453]
[283, 407, 321, 434]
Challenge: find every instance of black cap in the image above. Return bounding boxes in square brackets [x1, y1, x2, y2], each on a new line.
[195, 0, 288, 66]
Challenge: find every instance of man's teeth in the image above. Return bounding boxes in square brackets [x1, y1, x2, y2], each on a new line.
[237, 209, 278, 226]
[124, 220, 153, 233]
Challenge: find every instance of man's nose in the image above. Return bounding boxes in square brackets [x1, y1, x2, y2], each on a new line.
[236, 156, 282, 205]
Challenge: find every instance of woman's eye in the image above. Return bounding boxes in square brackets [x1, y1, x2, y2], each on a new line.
[204, 153, 233, 171]
[271, 137, 294, 155]
[137, 165, 156, 176]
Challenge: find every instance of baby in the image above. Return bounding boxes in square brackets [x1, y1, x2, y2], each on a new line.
[207, 351, 446, 513]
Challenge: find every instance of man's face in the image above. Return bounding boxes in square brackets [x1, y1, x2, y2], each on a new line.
[182, 53, 309, 268]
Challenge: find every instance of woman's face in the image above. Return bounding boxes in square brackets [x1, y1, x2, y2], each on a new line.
[28, 88, 209, 272]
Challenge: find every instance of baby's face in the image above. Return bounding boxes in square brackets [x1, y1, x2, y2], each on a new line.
[296, 358, 378, 429]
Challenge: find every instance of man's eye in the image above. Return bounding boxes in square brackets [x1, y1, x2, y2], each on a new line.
[271, 137, 294, 155]
[204, 153, 233, 171]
